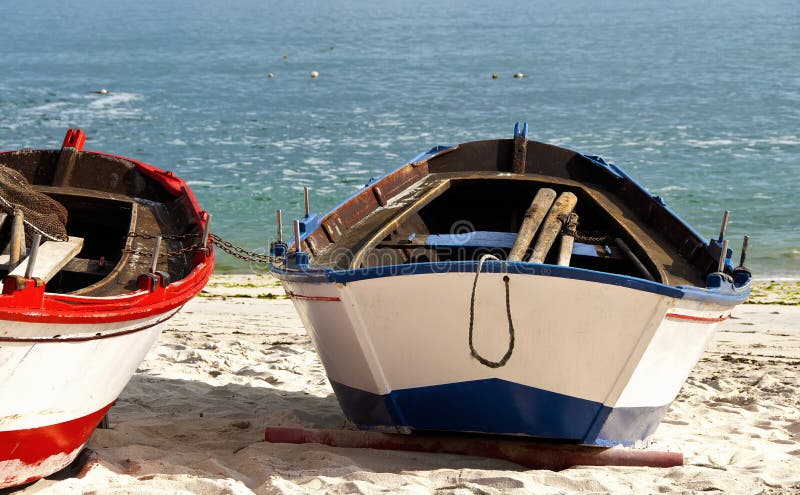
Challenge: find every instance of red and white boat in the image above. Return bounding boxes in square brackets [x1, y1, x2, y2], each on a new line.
[0, 129, 213, 488]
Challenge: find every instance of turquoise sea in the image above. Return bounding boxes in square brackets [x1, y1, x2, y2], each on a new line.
[1, 0, 797, 277]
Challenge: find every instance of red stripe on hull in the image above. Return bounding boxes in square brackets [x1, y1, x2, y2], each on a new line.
[286, 291, 341, 302]
[665, 312, 729, 323]
[0, 403, 112, 488]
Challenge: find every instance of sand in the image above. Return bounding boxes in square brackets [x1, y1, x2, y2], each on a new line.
[15, 276, 800, 495]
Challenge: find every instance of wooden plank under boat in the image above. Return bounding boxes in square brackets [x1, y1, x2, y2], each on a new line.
[0, 129, 213, 489]
[269, 124, 751, 447]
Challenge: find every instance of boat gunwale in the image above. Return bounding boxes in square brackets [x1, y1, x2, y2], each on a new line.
[0, 145, 214, 323]
[271, 259, 750, 308]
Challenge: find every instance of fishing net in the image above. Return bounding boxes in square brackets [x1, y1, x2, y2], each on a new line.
[0, 164, 68, 243]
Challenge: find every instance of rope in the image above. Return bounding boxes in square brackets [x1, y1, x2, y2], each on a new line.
[468, 254, 516, 368]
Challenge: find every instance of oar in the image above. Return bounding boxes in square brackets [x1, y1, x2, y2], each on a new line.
[557, 213, 579, 266]
[507, 188, 556, 262]
[528, 192, 578, 264]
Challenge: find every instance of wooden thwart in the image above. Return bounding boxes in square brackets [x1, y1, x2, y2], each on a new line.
[508, 188, 556, 262]
[9, 237, 84, 282]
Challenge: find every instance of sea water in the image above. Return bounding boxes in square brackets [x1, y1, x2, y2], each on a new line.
[1, 0, 797, 277]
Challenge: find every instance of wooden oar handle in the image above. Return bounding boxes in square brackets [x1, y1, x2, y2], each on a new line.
[507, 188, 557, 262]
[528, 192, 578, 264]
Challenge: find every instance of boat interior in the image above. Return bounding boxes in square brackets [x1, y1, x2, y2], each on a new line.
[299, 139, 723, 288]
[0, 149, 203, 296]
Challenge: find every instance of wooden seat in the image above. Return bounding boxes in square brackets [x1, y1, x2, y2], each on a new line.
[6, 236, 84, 282]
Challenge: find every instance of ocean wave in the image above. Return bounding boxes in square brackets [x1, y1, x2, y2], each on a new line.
[687, 136, 800, 148]
[303, 157, 332, 166]
[686, 139, 736, 148]
[16, 92, 145, 126]
[87, 92, 141, 109]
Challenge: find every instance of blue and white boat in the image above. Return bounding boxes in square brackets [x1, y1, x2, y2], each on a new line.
[269, 125, 751, 447]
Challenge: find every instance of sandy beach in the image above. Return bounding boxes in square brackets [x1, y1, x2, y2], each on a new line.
[14, 276, 800, 495]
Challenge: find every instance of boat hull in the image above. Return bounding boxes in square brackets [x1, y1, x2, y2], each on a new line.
[0, 308, 177, 488]
[0, 129, 214, 488]
[280, 268, 731, 446]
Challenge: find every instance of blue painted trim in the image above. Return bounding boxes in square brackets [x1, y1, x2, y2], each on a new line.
[271, 260, 749, 307]
[408, 145, 455, 165]
[581, 154, 625, 180]
[297, 213, 324, 237]
[269, 265, 330, 283]
[326, 260, 685, 296]
[329, 378, 671, 446]
[676, 283, 750, 305]
[426, 231, 517, 248]
[424, 232, 604, 258]
[514, 121, 529, 139]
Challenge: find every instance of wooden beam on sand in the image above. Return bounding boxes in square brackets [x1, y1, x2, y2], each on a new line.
[264, 427, 684, 470]
[528, 192, 578, 264]
[508, 188, 556, 262]
[9, 237, 84, 282]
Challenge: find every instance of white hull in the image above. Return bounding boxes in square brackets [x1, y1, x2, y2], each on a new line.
[0, 309, 177, 487]
[282, 271, 730, 445]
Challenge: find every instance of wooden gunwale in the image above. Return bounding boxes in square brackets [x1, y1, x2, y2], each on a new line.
[308, 170, 700, 285]
[349, 179, 452, 269]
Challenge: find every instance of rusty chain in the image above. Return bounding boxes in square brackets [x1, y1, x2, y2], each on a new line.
[123, 231, 203, 259]
[208, 233, 277, 264]
[570, 230, 611, 245]
[559, 218, 611, 245]
[126, 232, 201, 241]
[122, 244, 204, 259]
[122, 231, 284, 264]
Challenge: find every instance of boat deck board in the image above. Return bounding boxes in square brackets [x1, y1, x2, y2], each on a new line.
[6, 236, 84, 282]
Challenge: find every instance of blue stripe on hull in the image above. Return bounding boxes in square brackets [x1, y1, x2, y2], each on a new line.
[329, 379, 671, 446]
[329, 380, 400, 427]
